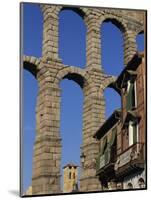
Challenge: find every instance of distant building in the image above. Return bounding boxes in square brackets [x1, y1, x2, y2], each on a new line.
[94, 52, 146, 190]
[63, 163, 79, 193]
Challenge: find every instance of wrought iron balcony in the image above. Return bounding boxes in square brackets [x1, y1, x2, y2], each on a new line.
[96, 146, 116, 178]
[115, 142, 145, 177]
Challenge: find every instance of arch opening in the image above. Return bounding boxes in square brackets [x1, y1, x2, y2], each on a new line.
[101, 20, 124, 76]
[55, 68, 89, 89]
[58, 9, 86, 67]
[138, 178, 145, 188]
[60, 78, 83, 192]
[23, 3, 43, 58]
[23, 61, 38, 78]
[127, 182, 133, 189]
[103, 18, 125, 32]
[136, 32, 144, 52]
[22, 69, 38, 194]
[103, 87, 121, 118]
[63, 73, 85, 88]
[61, 7, 85, 18]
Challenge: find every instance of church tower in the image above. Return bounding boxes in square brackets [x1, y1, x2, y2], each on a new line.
[63, 163, 79, 193]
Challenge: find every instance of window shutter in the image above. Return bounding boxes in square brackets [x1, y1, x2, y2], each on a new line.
[126, 82, 134, 111]
[133, 123, 137, 144]
[100, 136, 107, 155]
[109, 127, 117, 146]
[104, 147, 110, 165]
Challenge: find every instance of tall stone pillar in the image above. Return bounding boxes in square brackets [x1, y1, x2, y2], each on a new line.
[32, 71, 62, 195]
[40, 5, 61, 61]
[80, 84, 105, 191]
[123, 30, 137, 65]
[85, 15, 102, 70]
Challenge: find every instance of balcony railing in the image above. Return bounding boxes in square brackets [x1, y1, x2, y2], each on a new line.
[96, 146, 116, 172]
[115, 142, 144, 171]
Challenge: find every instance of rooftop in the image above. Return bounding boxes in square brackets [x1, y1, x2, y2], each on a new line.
[63, 162, 79, 169]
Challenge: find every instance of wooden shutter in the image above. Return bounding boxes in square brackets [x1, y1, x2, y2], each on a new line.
[109, 127, 117, 146]
[104, 147, 110, 165]
[133, 123, 137, 144]
[126, 82, 134, 111]
[100, 136, 107, 155]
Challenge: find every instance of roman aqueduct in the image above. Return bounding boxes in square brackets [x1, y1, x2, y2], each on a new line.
[23, 4, 145, 194]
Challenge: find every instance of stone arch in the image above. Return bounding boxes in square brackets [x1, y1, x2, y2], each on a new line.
[55, 67, 92, 89]
[100, 16, 126, 74]
[103, 86, 121, 118]
[58, 6, 91, 18]
[98, 75, 117, 98]
[60, 7, 85, 19]
[100, 14, 127, 33]
[138, 177, 145, 188]
[58, 8, 87, 67]
[127, 182, 133, 189]
[98, 76, 121, 118]
[136, 27, 145, 35]
[99, 14, 139, 66]
[23, 56, 40, 78]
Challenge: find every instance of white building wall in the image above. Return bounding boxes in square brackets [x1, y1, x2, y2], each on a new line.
[123, 170, 146, 189]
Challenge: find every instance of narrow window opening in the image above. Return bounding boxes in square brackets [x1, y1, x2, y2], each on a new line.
[127, 182, 133, 189]
[138, 178, 145, 188]
[128, 121, 137, 146]
[69, 172, 72, 179]
[73, 172, 76, 179]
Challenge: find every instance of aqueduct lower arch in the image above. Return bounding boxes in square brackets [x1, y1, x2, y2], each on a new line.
[23, 4, 145, 195]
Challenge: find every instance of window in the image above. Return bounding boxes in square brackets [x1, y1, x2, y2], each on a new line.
[127, 80, 131, 93]
[100, 136, 107, 155]
[73, 172, 75, 179]
[138, 178, 145, 188]
[110, 127, 117, 157]
[127, 182, 133, 189]
[126, 80, 136, 111]
[69, 172, 71, 179]
[128, 121, 137, 146]
[110, 127, 117, 146]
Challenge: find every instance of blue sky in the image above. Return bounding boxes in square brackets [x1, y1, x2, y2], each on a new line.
[22, 3, 144, 193]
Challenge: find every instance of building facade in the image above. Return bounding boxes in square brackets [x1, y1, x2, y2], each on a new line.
[94, 52, 146, 190]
